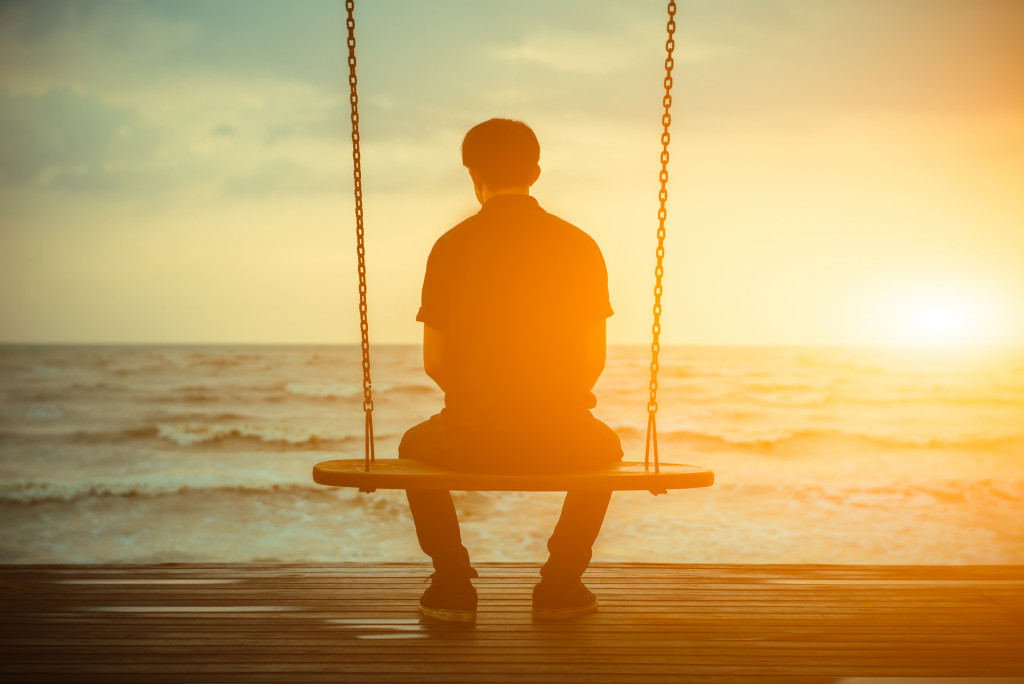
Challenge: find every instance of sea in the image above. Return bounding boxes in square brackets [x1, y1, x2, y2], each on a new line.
[1, 344, 1022, 565]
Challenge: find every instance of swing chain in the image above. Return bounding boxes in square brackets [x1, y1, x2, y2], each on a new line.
[346, 0, 375, 469]
[646, 0, 676, 474]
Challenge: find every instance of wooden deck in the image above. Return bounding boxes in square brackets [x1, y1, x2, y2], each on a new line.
[1, 563, 1022, 683]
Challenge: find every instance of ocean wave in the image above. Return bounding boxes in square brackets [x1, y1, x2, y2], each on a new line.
[63, 382, 124, 394]
[154, 383, 294, 404]
[60, 423, 377, 450]
[155, 423, 364, 449]
[390, 384, 443, 396]
[169, 390, 221, 404]
[34, 421, 1024, 453]
[746, 390, 831, 406]
[738, 384, 1024, 408]
[3, 475, 1022, 508]
[717, 477, 1024, 494]
[284, 381, 440, 400]
[284, 382, 362, 400]
[185, 352, 268, 370]
[26, 405, 64, 420]
[0, 479, 326, 504]
[613, 425, 1024, 450]
[151, 412, 248, 423]
[70, 426, 162, 443]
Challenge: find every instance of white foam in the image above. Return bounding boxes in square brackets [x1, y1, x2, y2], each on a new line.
[284, 382, 360, 399]
[156, 423, 351, 447]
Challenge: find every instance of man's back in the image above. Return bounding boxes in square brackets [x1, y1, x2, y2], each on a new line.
[417, 194, 613, 425]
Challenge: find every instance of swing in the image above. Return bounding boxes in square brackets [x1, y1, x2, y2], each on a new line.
[313, 0, 713, 495]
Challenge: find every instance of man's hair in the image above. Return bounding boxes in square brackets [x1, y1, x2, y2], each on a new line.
[461, 118, 540, 189]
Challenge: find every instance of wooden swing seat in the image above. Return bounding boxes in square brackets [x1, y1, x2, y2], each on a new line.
[313, 458, 714, 494]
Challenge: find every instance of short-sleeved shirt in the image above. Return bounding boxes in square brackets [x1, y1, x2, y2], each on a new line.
[417, 194, 613, 430]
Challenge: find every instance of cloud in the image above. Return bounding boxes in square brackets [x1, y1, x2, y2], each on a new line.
[2, 0, 1018, 204]
[489, 33, 640, 75]
[264, 102, 347, 146]
[0, 87, 159, 190]
[0, 0, 346, 92]
[669, 0, 1024, 118]
[222, 159, 342, 197]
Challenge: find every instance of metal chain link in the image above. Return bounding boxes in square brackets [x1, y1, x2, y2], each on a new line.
[346, 0, 375, 470]
[646, 0, 677, 475]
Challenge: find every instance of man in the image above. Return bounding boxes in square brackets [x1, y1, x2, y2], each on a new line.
[400, 118, 623, 622]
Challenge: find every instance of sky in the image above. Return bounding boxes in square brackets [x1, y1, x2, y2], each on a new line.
[1, 0, 1022, 347]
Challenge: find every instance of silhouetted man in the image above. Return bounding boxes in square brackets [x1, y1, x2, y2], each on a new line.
[400, 118, 622, 622]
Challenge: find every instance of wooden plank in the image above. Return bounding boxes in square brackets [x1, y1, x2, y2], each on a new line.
[312, 459, 714, 492]
[2, 563, 1023, 683]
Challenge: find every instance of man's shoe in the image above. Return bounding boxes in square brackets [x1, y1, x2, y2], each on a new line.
[418, 574, 477, 623]
[532, 578, 598, 620]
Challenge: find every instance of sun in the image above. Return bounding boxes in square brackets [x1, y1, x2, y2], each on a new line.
[905, 301, 974, 344]
[881, 287, 999, 348]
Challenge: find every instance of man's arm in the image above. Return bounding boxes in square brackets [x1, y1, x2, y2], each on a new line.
[582, 319, 607, 391]
[423, 323, 450, 393]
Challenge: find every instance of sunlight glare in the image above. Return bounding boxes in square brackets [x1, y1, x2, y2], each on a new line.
[908, 301, 971, 342]
[884, 288, 998, 348]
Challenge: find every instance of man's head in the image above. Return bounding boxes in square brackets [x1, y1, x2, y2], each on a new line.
[461, 119, 541, 196]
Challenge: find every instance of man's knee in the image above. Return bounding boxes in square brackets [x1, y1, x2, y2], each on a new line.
[399, 414, 444, 460]
[591, 417, 624, 462]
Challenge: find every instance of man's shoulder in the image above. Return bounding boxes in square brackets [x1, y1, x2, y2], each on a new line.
[431, 198, 603, 259]
[428, 213, 479, 257]
[548, 212, 599, 242]
[533, 208, 605, 262]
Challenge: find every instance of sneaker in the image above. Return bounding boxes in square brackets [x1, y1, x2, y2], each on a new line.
[532, 578, 598, 620]
[418, 573, 477, 623]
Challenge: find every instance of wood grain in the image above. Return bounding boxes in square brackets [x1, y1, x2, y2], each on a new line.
[2, 563, 1022, 683]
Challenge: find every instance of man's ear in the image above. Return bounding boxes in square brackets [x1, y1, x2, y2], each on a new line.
[468, 168, 486, 204]
[528, 165, 541, 187]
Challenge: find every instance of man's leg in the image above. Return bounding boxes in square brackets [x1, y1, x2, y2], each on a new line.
[405, 488, 477, 622]
[400, 416, 476, 579]
[405, 489, 475, 579]
[400, 417, 477, 622]
[534, 489, 611, 619]
[540, 419, 618, 580]
[540, 490, 612, 580]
